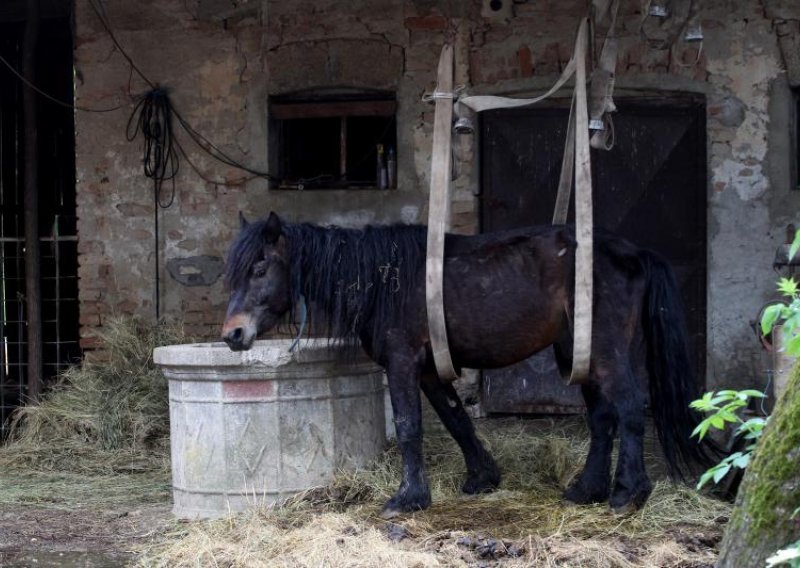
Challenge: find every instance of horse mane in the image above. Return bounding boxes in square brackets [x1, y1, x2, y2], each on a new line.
[226, 218, 427, 359]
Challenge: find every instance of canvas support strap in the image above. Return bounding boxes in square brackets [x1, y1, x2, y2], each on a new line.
[456, 56, 576, 114]
[553, 92, 576, 225]
[426, 43, 459, 381]
[569, 18, 594, 383]
[424, 2, 618, 383]
[590, 0, 620, 150]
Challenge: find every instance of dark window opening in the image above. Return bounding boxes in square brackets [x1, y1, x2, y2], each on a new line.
[270, 92, 397, 190]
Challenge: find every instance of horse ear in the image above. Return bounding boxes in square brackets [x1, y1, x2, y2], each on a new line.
[239, 211, 249, 229]
[264, 211, 282, 244]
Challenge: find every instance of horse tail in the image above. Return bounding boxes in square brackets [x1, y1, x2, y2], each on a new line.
[639, 250, 720, 479]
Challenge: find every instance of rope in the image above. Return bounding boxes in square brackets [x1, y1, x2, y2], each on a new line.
[421, 85, 465, 103]
[289, 295, 309, 353]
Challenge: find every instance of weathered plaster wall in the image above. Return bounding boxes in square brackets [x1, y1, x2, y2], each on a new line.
[74, 0, 800, 391]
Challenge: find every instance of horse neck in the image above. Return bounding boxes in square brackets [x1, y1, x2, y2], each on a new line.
[285, 222, 425, 341]
[286, 224, 368, 337]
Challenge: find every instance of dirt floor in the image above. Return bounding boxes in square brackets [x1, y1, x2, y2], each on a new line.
[0, 506, 171, 566]
[0, 417, 731, 567]
[0, 471, 174, 567]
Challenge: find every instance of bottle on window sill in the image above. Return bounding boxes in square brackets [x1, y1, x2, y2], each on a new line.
[376, 144, 388, 189]
[387, 146, 396, 189]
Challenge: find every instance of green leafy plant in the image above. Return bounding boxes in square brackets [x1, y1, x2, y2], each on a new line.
[693, 230, 800, 566]
[690, 389, 767, 489]
[766, 507, 800, 567]
[761, 228, 800, 359]
[689, 230, 800, 492]
[760, 275, 800, 358]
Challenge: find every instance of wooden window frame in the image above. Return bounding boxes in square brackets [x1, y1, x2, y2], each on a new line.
[270, 97, 397, 190]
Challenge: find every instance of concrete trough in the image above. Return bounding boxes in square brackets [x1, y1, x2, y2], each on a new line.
[153, 339, 386, 519]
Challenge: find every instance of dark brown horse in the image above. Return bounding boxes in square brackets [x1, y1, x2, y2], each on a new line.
[221, 212, 715, 517]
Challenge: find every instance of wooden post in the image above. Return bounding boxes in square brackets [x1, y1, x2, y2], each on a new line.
[23, 0, 42, 401]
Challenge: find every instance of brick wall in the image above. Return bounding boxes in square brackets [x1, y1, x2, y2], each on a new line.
[74, 0, 800, 389]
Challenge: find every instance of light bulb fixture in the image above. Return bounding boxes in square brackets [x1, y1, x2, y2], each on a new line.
[453, 116, 475, 135]
[684, 24, 704, 42]
[649, 2, 669, 17]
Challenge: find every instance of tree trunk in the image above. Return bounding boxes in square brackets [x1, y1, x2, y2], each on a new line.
[716, 367, 800, 567]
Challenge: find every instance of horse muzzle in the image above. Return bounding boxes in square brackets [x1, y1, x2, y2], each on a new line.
[221, 313, 257, 351]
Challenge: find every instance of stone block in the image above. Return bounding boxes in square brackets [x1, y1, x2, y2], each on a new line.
[517, 44, 533, 77]
[777, 21, 800, 87]
[77, 240, 105, 255]
[404, 15, 448, 30]
[765, 0, 800, 20]
[116, 202, 152, 217]
[166, 255, 225, 287]
[267, 39, 403, 93]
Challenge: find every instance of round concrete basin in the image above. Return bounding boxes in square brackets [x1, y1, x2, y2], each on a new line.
[153, 339, 386, 519]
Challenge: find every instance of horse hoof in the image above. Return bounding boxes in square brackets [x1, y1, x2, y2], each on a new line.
[563, 483, 609, 505]
[380, 507, 403, 520]
[462, 480, 496, 495]
[462, 471, 501, 495]
[381, 488, 432, 518]
[462, 455, 501, 495]
[611, 502, 637, 515]
[609, 483, 652, 514]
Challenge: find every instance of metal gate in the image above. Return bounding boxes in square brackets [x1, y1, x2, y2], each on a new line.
[480, 97, 707, 414]
[1, 13, 79, 438]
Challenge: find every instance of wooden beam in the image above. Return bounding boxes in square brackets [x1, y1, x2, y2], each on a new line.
[23, 0, 42, 402]
[271, 100, 397, 120]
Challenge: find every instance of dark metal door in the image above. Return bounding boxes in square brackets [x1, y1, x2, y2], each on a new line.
[480, 97, 707, 414]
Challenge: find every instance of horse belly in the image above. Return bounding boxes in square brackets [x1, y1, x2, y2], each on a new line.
[445, 293, 564, 369]
[440, 237, 569, 370]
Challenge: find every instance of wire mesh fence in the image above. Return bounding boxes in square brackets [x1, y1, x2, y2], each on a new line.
[1, 232, 81, 439]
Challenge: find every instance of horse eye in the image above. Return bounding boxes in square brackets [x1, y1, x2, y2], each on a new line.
[253, 266, 267, 278]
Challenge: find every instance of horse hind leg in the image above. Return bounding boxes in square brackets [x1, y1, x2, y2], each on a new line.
[420, 376, 500, 494]
[563, 381, 615, 505]
[607, 364, 652, 513]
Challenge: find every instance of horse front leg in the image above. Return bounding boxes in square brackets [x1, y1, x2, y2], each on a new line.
[381, 331, 431, 518]
[420, 375, 500, 494]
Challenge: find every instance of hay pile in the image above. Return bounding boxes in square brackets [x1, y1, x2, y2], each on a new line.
[0, 316, 185, 475]
[140, 417, 731, 567]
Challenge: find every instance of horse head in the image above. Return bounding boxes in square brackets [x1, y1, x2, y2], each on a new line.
[221, 211, 292, 351]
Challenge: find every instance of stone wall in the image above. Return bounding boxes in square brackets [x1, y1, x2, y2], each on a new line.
[74, 0, 800, 391]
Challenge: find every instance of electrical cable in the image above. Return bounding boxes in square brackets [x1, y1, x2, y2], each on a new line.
[89, 0, 298, 186]
[170, 105, 277, 181]
[0, 53, 123, 113]
[89, 0, 277, 181]
[126, 89, 179, 207]
[125, 89, 179, 319]
[88, 0, 155, 89]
